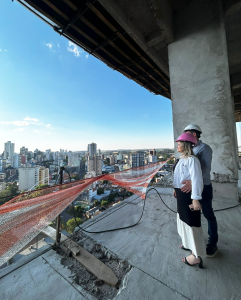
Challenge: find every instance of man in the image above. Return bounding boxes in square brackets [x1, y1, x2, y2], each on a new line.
[181, 124, 218, 257]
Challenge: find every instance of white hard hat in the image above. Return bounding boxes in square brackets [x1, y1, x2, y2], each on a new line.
[183, 124, 202, 133]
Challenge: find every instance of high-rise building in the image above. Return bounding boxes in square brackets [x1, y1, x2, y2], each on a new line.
[20, 146, 28, 155]
[4, 141, 15, 164]
[0, 159, 7, 171]
[149, 149, 157, 163]
[130, 152, 145, 168]
[0, 172, 6, 191]
[19, 166, 49, 191]
[87, 155, 102, 175]
[149, 149, 157, 156]
[87, 143, 97, 156]
[117, 154, 123, 161]
[109, 155, 115, 165]
[97, 149, 101, 156]
[13, 154, 20, 168]
[39, 167, 49, 186]
[68, 151, 80, 167]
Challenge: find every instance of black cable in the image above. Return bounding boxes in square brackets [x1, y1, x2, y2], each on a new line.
[73, 191, 146, 234]
[72, 184, 241, 234]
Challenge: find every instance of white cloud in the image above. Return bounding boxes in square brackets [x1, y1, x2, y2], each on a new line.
[24, 117, 39, 122]
[1, 120, 29, 126]
[0, 117, 49, 130]
[57, 44, 60, 48]
[4, 49, 8, 52]
[46, 43, 53, 50]
[33, 130, 40, 133]
[0, 49, 2, 52]
[13, 128, 24, 132]
[67, 41, 82, 57]
[85, 54, 89, 59]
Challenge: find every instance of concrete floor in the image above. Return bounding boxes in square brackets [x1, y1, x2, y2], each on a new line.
[82, 188, 241, 300]
[1, 188, 241, 300]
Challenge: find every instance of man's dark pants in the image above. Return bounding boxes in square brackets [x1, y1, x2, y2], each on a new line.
[200, 184, 218, 246]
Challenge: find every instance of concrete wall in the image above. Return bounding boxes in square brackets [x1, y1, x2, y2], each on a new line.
[168, 0, 238, 202]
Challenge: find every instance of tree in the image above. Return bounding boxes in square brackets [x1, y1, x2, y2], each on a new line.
[94, 200, 101, 207]
[101, 200, 109, 206]
[0, 181, 19, 206]
[97, 188, 104, 195]
[105, 158, 110, 166]
[35, 184, 49, 190]
[108, 194, 115, 203]
[0, 189, 12, 206]
[167, 158, 175, 164]
[75, 205, 84, 217]
[66, 218, 82, 233]
[72, 174, 80, 181]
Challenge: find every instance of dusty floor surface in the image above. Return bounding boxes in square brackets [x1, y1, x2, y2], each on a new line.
[55, 231, 132, 299]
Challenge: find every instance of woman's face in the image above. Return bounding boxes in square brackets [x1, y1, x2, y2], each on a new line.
[176, 142, 184, 153]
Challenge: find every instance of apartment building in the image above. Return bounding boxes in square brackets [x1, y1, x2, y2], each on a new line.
[87, 143, 97, 156]
[130, 152, 145, 168]
[4, 141, 15, 164]
[19, 166, 49, 191]
[87, 155, 102, 175]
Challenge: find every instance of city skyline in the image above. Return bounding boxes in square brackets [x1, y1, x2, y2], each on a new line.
[0, 140, 174, 154]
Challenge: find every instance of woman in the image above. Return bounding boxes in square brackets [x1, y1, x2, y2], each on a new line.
[173, 132, 206, 268]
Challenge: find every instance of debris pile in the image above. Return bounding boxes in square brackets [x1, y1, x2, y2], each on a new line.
[56, 231, 131, 300]
[155, 173, 173, 187]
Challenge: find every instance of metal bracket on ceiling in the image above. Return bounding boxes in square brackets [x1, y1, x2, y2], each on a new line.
[55, 0, 97, 36]
[114, 56, 146, 71]
[90, 30, 126, 54]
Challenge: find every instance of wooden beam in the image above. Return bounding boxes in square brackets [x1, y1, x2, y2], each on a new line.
[63, 0, 78, 11]
[25, 0, 63, 27]
[89, 5, 170, 89]
[62, 240, 118, 287]
[42, 226, 118, 287]
[42, 0, 70, 21]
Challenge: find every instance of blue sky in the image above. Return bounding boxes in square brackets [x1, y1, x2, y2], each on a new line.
[0, 2, 239, 153]
[0, 1, 174, 153]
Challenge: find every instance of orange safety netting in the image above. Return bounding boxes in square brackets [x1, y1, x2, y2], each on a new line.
[0, 160, 171, 266]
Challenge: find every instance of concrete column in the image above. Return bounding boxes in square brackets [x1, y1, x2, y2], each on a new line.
[168, 0, 238, 202]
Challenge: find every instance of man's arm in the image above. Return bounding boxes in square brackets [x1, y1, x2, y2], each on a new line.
[181, 180, 192, 193]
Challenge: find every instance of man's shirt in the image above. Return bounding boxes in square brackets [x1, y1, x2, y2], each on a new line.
[193, 140, 212, 185]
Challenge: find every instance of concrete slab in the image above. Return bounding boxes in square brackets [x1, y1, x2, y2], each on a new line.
[81, 188, 241, 300]
[0, 249, 95, 300]
[114, 267, 187, 300]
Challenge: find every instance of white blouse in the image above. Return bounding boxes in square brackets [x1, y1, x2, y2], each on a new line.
[173, 156, 203, 200]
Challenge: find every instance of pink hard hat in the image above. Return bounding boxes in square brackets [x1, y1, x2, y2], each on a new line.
[175, 132, 197, 144]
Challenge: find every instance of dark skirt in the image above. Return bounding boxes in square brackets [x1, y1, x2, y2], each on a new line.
[175, 188, 201, 227]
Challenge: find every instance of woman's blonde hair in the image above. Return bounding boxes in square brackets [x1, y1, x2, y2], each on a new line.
[179, 141, 194, 159]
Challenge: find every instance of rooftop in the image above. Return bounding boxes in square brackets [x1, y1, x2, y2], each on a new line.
[1, 187, 241, 299]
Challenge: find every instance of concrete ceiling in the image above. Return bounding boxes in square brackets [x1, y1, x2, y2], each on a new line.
[17, 0, 241, 119]
[99, 0, 241, 120]
[224, 2, 241, 121]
